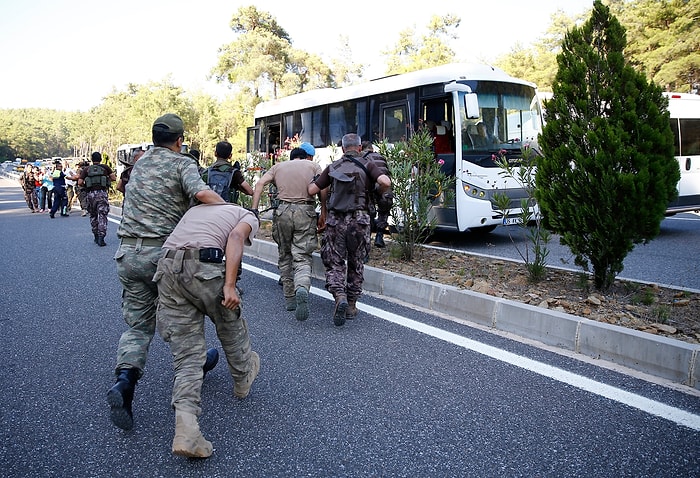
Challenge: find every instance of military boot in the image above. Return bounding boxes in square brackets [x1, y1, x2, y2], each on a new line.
[107, 368, 139, 430]
[295, 287, 309, 321]
[172, 410, 213, 458]
[374, 232, 386, 248]
[333, 294, 348, 326]
[97, 235, 106, 247]
[93, 233, 99, 244]
[203, 348, 219, 378]
[346, 299, 358, 320]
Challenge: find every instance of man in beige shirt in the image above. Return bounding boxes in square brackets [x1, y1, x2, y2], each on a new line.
[252, 145, 324, 321]
[153, 203, 259, 458]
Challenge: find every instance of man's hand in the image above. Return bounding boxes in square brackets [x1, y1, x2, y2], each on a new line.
[221, 284, 241, 310]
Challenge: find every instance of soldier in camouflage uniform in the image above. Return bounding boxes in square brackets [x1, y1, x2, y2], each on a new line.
[78, 152, 116, 246]
[19, 164, 39, 212]
[154, 203, 260, 458]
[361, 141, 393, 249]
[252, 145, 323, 321]
[308, 134, 391, 326]
[75, 161, 90, 216]
[108, 114, 225, 432]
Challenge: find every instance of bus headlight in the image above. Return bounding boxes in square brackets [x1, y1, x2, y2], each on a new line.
[462, 181, 488, 200]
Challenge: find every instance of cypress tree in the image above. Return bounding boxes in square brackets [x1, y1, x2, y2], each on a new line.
[536, 0, 679, 291]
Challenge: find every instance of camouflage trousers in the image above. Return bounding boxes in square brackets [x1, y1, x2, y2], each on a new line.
[320, 210, 370, 301]
[113, 243, 163, 377]
[271, 202, 318, 298]
[154, 251, 253, 415]
[66, 185, 75, 212]
[87, 190, 110, 236]
[23, 188, 38, 211]
[76, 185, 88, 210]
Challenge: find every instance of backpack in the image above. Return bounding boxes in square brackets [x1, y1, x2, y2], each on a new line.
[84, 164, 108, 189]
[327, 156, 371, 212]
[206, 166, 237, 203]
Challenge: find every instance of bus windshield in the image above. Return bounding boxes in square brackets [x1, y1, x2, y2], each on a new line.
[459, 82, 541, 167]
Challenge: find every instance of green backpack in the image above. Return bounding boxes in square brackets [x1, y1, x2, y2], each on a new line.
[84, 164, 108, 188]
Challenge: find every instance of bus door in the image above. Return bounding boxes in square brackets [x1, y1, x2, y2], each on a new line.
[380, 102, 410, 143]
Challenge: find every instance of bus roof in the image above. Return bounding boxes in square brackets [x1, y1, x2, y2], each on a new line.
[254, 63, 536, 119]
[663, 92, 700, 118]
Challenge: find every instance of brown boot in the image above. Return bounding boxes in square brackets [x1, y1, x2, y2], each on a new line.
[333, 294, 348, 326]
[346, 299, 358, 320]
[172, 410, 213, 458]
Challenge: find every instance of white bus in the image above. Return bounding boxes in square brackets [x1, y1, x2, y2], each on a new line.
[247, 63, 543, 233]
[115, 142, 190, 179]
[664, 92, 700, 215]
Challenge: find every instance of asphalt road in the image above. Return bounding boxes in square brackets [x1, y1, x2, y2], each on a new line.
[0, 179, 699, 477]
[428, 213, 700, 292]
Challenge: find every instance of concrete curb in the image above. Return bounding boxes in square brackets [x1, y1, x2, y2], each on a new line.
[246, 238, 700, 390]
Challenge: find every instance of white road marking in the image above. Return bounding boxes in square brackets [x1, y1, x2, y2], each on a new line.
[244, 262, 700, 431]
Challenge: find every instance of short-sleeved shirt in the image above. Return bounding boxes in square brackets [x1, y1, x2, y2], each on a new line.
[117, 147, 210, 240]
[261, 159, 321, 203]
[163, 203, 259, 250]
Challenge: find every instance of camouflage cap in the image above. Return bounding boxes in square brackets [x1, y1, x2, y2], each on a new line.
[152, 113, 184, 135]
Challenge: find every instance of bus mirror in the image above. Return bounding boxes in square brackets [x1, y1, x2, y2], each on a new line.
[465, 93, 480, 119]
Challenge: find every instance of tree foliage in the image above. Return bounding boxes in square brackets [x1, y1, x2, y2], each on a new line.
[537, 0, 679, 291]
[497, 0, 700, 93]
[383, 14, 460, 75]
[610, 0, 700, 91]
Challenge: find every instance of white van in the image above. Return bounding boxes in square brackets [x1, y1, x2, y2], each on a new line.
[664, 92, 700, 215]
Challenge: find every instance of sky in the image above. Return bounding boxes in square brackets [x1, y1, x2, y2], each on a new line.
[0, 0, 594, 111]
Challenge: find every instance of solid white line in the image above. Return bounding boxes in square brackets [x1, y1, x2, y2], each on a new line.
[244, 262, 700, 431]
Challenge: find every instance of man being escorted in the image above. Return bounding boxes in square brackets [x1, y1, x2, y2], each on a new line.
[252, 144, 323, 321]
[154, 203, 260, 458]
[308, 134, 391, 326]
[108, 114, 224, 431]
[79, 152, 116, 246]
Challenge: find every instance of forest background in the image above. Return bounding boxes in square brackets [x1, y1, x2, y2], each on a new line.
[0, 0, 698, 167]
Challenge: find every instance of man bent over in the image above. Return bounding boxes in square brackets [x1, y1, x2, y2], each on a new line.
[153, 203, 260, 458]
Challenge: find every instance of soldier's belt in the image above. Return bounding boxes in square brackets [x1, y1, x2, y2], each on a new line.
[164, 248, 224, 264]
[120, 237, 165, 247]
[280, 200, 315, 205]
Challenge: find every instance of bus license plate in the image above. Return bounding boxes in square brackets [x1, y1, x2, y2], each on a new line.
[502, 217, 523, 226]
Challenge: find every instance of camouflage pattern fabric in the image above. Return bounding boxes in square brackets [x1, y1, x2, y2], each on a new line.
[76, 184, 88, 210]
[66, 185, 75, 213]
[118, 147, 209, 239]
[23, 188, 38, 211]
[113, 147, 209, 376]
[154, 253, 252, 415]
[320, 210, 371, 302]
[271, 203, 318, 298]
[114, 245, 162, 377]
[87, 189, 109, 236]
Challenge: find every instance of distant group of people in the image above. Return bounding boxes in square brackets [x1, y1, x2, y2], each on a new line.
[18, 160, 82, 217]
[18, 154, 118, 247]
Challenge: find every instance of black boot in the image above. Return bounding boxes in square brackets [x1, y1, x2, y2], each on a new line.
[93, 233, 98, 244]
[97, 235, 106, 247]
[107, 368, 139, 430]
[203, 348, 219, 378]
[374, 232, 385, 248]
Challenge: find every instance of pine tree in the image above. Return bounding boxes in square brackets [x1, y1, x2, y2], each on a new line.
[536, 0, 679, 291]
